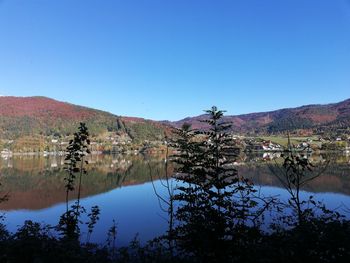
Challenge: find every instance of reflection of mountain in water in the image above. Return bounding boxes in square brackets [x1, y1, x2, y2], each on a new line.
[0, 154, 171, 210]
[239, 155, 350, 195]
[0, 153, 349, 211]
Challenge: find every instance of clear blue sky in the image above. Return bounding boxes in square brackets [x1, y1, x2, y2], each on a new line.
[0, 0, 349, 120]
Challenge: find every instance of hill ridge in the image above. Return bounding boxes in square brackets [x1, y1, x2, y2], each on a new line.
[1, 96, 349, 138]
[0, 96, 167, 141]
[167, 98, 350, 134]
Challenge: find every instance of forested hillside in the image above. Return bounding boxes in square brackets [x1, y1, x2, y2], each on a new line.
[168, 98, 350, 134]
[0, 96, 168, 141]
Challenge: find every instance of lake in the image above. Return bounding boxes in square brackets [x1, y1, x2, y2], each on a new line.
[0, 153, 349, 246]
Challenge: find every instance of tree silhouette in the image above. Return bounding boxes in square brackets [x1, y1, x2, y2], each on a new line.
[172, 107, 253, 261]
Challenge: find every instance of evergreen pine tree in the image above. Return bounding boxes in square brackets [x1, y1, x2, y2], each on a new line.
[172, 107, 248, 261]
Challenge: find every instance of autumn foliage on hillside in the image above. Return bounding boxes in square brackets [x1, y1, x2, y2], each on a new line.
[0, 96, 169, 140]
[169, 98, 350, 134]
[0, 96, 95, 119]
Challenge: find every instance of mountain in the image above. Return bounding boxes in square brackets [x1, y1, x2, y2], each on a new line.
[1, 96, 349, 141]
[168, 98, 350, 134]
[0, 96, 168, 141]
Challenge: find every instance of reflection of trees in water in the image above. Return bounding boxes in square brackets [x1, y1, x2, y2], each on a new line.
[243, 152, 350, 164]
[0, 155, 172, 210]
[239, 160, 350, 195]
[0, 153, 348, 210]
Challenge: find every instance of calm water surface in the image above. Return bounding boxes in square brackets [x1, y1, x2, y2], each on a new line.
[0, 153, 349, 246]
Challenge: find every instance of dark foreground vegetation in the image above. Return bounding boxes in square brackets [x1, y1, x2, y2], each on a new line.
[1, 109, 350, 263]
